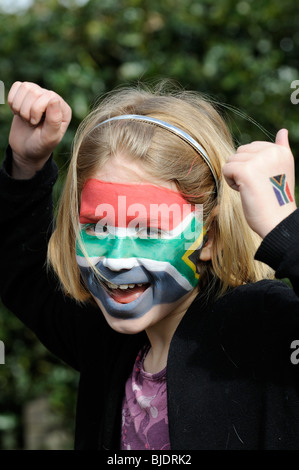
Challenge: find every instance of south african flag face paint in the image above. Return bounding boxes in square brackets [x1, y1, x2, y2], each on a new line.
[76, 179, 205, 320]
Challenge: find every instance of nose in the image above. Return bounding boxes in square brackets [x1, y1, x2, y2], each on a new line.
[102, 237, 139, 271]
[102, 257, 139, 271]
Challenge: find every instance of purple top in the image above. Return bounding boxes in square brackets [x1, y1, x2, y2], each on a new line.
[120, 347, 170, 450]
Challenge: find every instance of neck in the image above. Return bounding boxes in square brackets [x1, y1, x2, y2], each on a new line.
[143, 288, 198, 374]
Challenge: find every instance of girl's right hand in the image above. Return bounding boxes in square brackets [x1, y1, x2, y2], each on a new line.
[8, 81, 72, 178]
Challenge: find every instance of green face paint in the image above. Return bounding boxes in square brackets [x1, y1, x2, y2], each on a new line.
[76, 179, 205, 319]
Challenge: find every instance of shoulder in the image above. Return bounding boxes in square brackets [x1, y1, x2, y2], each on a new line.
[185, 278, 295, 339]
[220, 278, 290, 306]
[190, 278, 291, 317]
[172, 278, 298, 374]
[215, 279, 294, 328]
[216, 279, 299, 357]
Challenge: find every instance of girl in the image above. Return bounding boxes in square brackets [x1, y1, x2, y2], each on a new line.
[1, 80, 299, 450]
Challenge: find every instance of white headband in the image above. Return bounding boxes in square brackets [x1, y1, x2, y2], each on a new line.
[93, 114, 218, 193]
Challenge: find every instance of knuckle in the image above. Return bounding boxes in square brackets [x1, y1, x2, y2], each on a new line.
[12, 80, 22, 88]
[22, 81, 35, 93]
[30, 103, 43, 119]
[50, 115, 63, 126]
[19, 106, 30, 121]
[7, 81, 21, 102]
[66, 103, 72, 116]
[12, 101, 21, 112]
[47, 90, 58, 100]
[237, 142, 253, 151]
[23, 81, 39, 91]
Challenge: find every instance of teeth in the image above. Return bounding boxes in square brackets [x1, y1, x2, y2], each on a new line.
[107, 282, 119, 289]
[105, 281, 147, 290]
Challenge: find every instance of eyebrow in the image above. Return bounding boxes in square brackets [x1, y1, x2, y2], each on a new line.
[80, 215, 176, 229]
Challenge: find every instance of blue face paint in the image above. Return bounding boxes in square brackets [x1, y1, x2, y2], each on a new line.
[76, 180, 205, 320]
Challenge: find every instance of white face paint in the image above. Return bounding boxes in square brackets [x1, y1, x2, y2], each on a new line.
[76, 155, 206, 335]
[76, 179, 204, 320]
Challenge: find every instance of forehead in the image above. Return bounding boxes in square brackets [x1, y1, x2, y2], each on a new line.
[93, 152, 177, 192]
[79, 179, 194, 229]
[80, 178, 188, 211]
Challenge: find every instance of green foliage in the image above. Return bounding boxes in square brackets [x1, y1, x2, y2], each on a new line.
[1, 0, 299, 162]
[0, 0, 298, 449]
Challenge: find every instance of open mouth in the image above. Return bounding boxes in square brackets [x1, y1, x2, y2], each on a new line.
[100, 278, 151, 304]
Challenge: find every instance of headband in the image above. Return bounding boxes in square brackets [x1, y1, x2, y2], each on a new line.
[93, 114, 218, 193]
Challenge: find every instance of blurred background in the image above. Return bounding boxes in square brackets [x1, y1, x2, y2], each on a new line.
[0, 0, 298, 449]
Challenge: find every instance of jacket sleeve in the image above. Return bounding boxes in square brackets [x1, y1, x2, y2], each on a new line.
[215, 209, 299, 373]
[253, 209, 299, 344]
[0, 147, 92, 371]
[255, 208, 299, 295]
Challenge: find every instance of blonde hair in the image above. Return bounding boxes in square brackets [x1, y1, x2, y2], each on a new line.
[48, 82, 274, 302]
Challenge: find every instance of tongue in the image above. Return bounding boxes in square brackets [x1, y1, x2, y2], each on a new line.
[110, 285, 149, 304]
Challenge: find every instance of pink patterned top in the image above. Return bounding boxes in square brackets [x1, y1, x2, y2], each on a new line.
[120, 347, 170, 450]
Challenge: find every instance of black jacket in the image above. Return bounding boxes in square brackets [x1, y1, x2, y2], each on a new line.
[1, 147, 299, 450]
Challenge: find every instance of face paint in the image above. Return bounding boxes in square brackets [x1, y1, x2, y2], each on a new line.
[76, 179, 205, 320]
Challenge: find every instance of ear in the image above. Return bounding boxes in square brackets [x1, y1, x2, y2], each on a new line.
[199, 231, 213, 262]
[199, 206, 218, 262]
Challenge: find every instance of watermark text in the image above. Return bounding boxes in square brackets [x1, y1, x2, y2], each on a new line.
[0, 81, 4, 104]
[290, 340, 299, 365]
[80, 198, 204, 247]
[0, 340, 5, 364]
[290, 80, 299, 104]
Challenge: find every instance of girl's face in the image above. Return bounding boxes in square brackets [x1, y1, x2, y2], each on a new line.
[76, 153, 206, 334]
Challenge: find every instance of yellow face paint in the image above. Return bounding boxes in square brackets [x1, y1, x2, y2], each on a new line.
[76, 179, 204, 319]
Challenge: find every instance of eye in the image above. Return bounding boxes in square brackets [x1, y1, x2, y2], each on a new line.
[83, 224, 96, 236]
[84, 223, 109, 237]
[136, 226, 164, 239]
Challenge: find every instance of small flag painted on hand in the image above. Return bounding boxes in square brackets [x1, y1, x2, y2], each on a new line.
[269, 174, 293, 206]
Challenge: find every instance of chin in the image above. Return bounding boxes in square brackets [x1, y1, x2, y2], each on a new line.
[107, 317, 149, 335]
[98, 303, 155, 335]
[93, 296, 174, 335]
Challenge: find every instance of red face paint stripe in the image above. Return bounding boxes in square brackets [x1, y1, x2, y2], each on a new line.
[79, 179, 195, 229]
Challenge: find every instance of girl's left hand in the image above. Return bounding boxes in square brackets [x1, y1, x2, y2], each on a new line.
[222, 129, 297, 238]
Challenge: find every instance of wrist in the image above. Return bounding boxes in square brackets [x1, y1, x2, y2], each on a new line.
[258, 203, 298, 239]
[11, 151, 51, 179]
